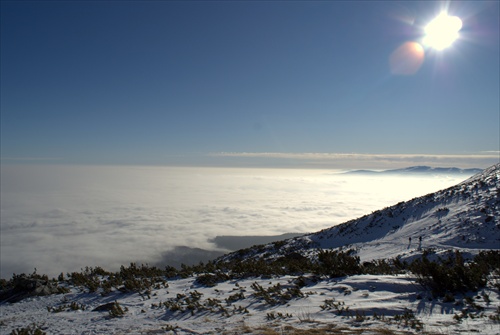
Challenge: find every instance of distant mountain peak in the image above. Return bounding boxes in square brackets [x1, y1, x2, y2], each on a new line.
[345, 165, 483, 175]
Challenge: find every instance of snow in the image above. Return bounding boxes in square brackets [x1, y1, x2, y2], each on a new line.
[1, 273, 499, 334]
[1, 164, 499, 334]
[218, 163, 499, 265]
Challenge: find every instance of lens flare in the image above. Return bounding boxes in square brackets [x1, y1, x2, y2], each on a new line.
[389, 41, 425, 75]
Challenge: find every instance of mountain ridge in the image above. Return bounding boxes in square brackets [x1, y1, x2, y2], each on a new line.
[344, 165, 483, 175]
[218, 163, 499, 264]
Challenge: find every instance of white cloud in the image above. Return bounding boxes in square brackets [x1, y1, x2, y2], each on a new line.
[0, 164, 479, 278]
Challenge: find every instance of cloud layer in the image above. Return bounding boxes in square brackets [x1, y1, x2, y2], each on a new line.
[0, 165, 475, 278]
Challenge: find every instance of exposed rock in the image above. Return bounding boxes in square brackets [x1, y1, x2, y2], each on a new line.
[0, 275, 60, 303]
[92, 302, 117, 312]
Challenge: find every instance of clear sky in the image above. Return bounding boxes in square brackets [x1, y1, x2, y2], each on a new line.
[1, 1, 499, 168]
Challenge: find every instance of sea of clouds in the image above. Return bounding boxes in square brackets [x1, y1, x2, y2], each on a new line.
[0, 165, 473, 278]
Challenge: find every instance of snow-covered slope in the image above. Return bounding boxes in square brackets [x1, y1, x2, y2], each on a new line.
[1, 164, 499, 335]
[219, 163, 499, 264]
[3, 271, 498, 335]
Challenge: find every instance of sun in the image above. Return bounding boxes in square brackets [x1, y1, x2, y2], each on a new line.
[423, 12, 462, 50]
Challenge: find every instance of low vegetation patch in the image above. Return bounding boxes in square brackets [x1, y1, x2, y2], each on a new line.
[9, 324, 46, 335]
[2, 250, 499, 302]
[1, 249, 499, 335]
[409, 250, 499, 296]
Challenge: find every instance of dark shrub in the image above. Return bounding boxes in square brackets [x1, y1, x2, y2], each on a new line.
[409, 250, 498, 296]
[316, 249, 361, 278]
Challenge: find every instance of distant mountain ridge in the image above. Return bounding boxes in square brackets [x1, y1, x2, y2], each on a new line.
[218, 163, 499, 264]
[345, 165, 483, 175]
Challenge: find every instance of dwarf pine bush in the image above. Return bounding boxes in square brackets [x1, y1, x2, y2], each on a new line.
[9, 324, 46, 335]
[409, 250, 499, 296]
[316, 249, 362, 278]
[108, 301, 127, 318]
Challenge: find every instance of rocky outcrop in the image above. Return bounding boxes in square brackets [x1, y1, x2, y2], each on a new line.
[0, 275, 61, 303]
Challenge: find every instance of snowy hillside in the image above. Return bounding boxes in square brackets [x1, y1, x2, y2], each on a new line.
[0, 164, 499, 335]
[219, 163, 499, 264]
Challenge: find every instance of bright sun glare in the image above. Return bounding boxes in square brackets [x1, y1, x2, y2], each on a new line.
[423, 12, 463, 50]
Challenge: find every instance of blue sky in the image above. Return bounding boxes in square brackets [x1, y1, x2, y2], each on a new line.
[1, 1, 499, 168]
